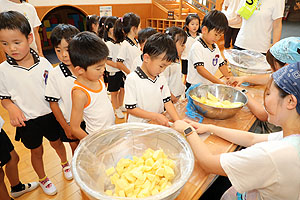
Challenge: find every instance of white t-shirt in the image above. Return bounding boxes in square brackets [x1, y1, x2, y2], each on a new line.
[117, 37, 141, 72]
[45, 63, 76, 123]
[0, 49, 52, 120]
[0, 116, 4, 130]
[0, 0, 41, 52]
[105, 38, 121, 73]
[222, 0, 242, 29]
[181, 32, 200, 60]
[187, 38, 225, 85]
[72, 80, 115, 135]
[161, 62, 185, 97]
[124, 67, 171, 123]
[220, 131, 300, 200]
[235, 0, 285, 53]
[132, 54, 143, 72]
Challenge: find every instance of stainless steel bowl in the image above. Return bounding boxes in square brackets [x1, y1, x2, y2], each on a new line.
[72, 123, 195, 200]
[188, 84, 248, 120]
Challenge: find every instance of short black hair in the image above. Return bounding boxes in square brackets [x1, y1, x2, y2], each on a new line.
[138, 27, 157, 44]
[114, 13, 140, 43]
[184, 14, 201, 34]
[69, 31, 109, 70]
[103, 16, 118, 42]
[0, 11, 31, 38]
[143, 33, 178, 62]
[165, 26, 187, 44]
[201, 10, 228, 33]
[86, 15, 100, 33]
[50, 24, 79, 48]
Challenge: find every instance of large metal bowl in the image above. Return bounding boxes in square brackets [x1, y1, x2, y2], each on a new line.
[188, 84, 248, 120]
[72, 123, 195, 200]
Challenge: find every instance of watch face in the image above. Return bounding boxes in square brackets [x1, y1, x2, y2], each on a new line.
[184, 127, 193, 136]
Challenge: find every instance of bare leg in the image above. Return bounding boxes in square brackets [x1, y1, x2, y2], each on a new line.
[118, 88, 125, 108]
[110, 91, 119, 110]
[49, 139, 67, 163]
[31, 145, 46, 179]
[5, 150, 20, 187]
[69, 141, 79, 156]
[0, 168, 11, 200]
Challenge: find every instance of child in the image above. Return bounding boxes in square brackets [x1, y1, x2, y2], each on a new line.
[45, 24, 80, 158]
[0, 0, 44, 56]
[69, 31, 115, 139]
[86, 14, 100, 34]
[173, 62, 300, 200]
[115, 13, 142, 74]
[132, 27, 157, 70]
[103, 16, 125, 119]
[0, 116, 38, 200]
[186, 10, 230, 89]
[181, 14, 201, 84]
[222, 0, 241, 49]
[163, 26, 187, 103]
[98, 15, 108, 39]
[124, 33, 181, 126]
[0, 11, 69, 196]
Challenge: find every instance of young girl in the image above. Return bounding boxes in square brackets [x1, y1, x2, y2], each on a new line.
[163, 27, 187, 103]
[181, 14, 201, 84]
[227, 37, 300, 122]
[98, 16, 108, 39]
[115, 12, 141, 74]
[174, 62, 300, 200]
[86, 15, 100, 34]
[103, 16, 125, 119]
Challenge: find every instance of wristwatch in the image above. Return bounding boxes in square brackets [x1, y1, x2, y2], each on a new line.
[183, 127, 195, 137]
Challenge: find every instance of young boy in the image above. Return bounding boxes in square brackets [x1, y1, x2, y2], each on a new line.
[69, 32, 115, 139]
[0, 116, 38, 200]
[0, 11, 69, 196]
[124, 33, 181, 126]
[132, 27, 157, 70]
[45, 24, 80, 160]
[186, 10, 230, 89]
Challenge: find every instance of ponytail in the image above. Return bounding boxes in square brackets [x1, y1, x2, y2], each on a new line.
[103, 16, 118, 42]
[113, 12, 140, 43]
[98, 16, 108, 38]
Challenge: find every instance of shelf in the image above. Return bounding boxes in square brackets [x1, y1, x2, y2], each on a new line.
[146, 18, 185, 33]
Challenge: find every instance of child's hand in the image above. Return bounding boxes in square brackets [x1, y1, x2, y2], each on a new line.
[152, 113, 170, 127]
[7, 104, 27, 127]
[226, 76, 245, 87]
[64, 125, 76, 140]
[171, 94, 178, 104]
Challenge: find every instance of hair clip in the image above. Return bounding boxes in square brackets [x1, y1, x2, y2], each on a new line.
[105, 25, 109, 29]
[102, 22, 105, 26]
[119, 17, 123, 22]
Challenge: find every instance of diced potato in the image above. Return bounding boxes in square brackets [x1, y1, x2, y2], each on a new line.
[105, 167, 115, 176]
[192, 93, 244, 108]
[105, 148, 176, 198]
[105, 190, 113, 196]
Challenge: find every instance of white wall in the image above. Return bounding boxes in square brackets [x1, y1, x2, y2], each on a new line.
[28, 0, 151, 7]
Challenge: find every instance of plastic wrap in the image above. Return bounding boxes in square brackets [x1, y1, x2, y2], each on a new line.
[223, 49, 272, 76]
[71, 123, 195, 200]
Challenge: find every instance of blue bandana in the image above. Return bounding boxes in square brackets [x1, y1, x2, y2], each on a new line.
[272, 62, 300, 114]
[270, 37, 300, 64]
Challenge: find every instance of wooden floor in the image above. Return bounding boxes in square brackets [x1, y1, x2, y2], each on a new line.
[1, 104, 126, 200]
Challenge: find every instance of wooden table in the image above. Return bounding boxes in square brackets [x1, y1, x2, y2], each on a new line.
[174, 85, 265, 200]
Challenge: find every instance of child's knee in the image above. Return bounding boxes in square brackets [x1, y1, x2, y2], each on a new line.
[30, 146, 43, 157]
[6, 150, 19, 166]
[50, 139, 64, 149]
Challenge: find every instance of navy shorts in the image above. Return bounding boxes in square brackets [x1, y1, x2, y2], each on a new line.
[0, 129, 14, 167]
[107, 71, 125, 92]
[181, 59, 188, 75]
[58, 121, 86, 142]
[15, 113, 60, 149]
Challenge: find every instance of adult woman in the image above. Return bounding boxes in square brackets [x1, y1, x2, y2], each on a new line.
[233, 0, 285, 54]
[174, 62, 300, 199]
